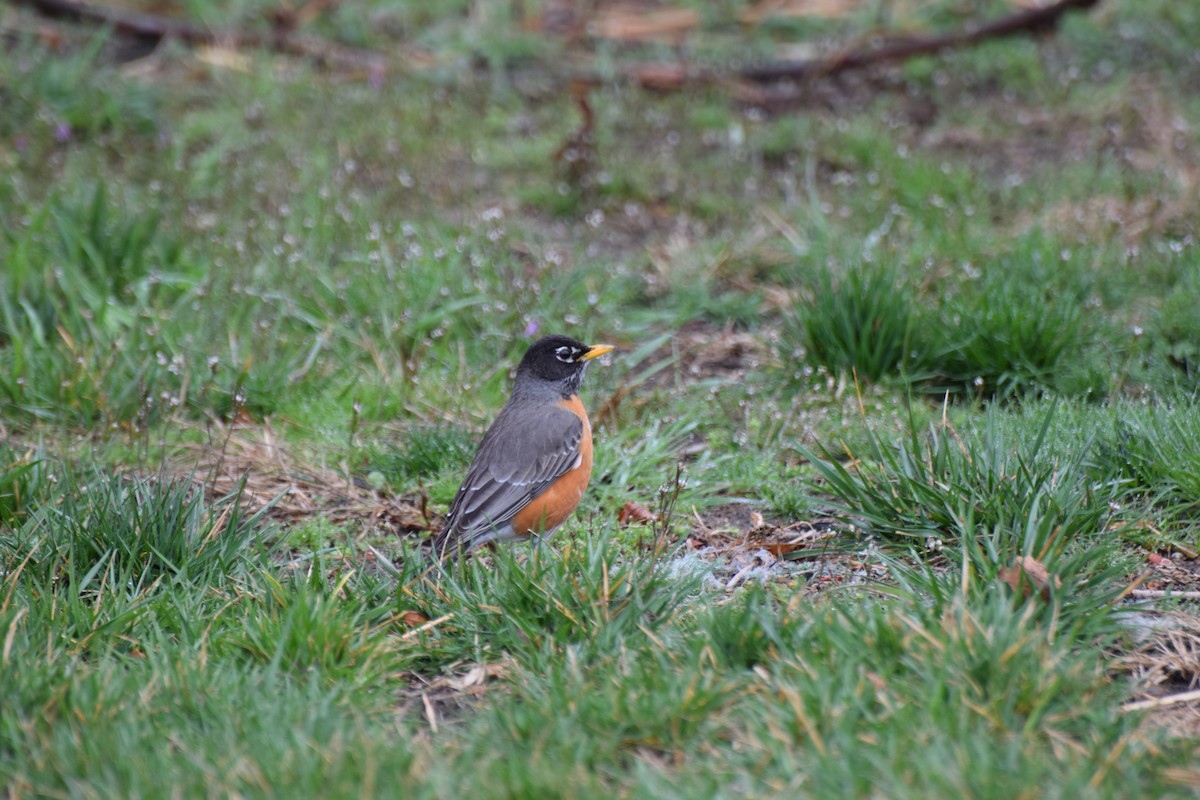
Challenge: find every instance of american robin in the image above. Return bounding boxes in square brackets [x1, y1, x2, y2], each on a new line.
[433, 334, 614, 558]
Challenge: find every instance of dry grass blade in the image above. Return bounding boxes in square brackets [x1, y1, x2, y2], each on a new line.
[399, 613, 455, 642]
[742, 518, 838, 557]
[1116, 612, 1200, 690]
[1122, 689, 1200, 713]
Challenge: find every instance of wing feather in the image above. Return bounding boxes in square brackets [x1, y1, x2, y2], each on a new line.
[435, 403, 583, 555]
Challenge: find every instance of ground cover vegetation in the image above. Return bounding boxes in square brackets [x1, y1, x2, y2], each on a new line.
[2, 0, 1200, 795]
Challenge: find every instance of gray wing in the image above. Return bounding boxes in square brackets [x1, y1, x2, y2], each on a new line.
[435, 403, 583, 555]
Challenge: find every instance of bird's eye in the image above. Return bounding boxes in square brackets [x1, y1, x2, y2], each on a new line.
[555, 346, 574, 362]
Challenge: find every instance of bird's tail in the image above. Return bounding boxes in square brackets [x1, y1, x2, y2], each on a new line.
[430, 519, 512, 563]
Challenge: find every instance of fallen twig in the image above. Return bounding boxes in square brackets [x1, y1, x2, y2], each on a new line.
[14, 0, 1101, 90]
[589, 0, 1102, 92]
[725, 561, 762, 591]
[738, 0, 1101, 83]
[1130, 589, 1200, 601]
[12, 0, 387, 72]
[13, 0, 213, 44]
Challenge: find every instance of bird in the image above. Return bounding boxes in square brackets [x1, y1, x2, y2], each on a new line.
[433, 334, 614, 559]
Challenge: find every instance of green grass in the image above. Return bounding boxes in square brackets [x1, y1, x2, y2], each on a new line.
[4, 0, 1200, 795]
[801, 405, 1114, 545]
[0, 442, 53, 525]
[784, 261, 919, 384]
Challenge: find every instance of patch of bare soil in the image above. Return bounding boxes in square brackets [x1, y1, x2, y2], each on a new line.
[670, 502, 892, 596]
[172, 424, 434, 537]
[1140, 549, 1200, 591]
[592, 320, 773, 429]
[646, 321, 772, 389]
[398, 659, 516, 728]
[671, 322, 771, 381]
[1117, 611, 1200, 740]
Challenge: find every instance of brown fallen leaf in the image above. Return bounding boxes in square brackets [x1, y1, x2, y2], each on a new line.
[618, 501, 657, 526]
[759, 542, 804, 557]
[999, 556, 1062, 602]
[399, 609, 430, 627]
[625, 63, 688, 91]
[230, 406, 257, 426]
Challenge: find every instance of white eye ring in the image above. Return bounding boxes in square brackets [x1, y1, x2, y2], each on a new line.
[555, 346, 581, 363]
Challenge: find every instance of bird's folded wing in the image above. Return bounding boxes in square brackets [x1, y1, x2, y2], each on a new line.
[439, 404, 584, 549]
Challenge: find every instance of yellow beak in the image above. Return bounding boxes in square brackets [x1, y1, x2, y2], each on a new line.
[580, 344, 614, 361]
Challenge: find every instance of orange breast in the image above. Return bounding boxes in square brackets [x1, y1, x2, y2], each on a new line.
[511, 394, 594, 536]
